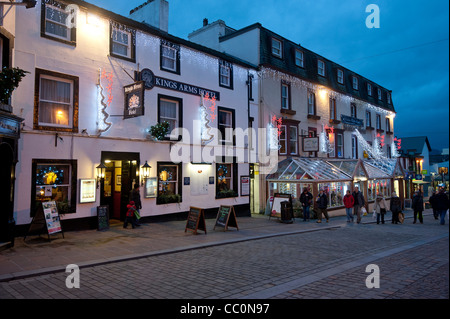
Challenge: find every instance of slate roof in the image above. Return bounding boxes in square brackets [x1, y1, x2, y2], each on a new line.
[220, 24, 395, 113]
[398, 136, 432, 156]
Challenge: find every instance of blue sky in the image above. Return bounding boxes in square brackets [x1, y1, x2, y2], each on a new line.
[87, 0, 449, 150]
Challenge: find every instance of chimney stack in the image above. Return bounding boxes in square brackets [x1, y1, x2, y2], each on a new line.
[203, 18, 208, 27]
[129, 0, 169, 33]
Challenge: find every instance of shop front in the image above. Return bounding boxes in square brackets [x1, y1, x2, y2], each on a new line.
[0, 108, 23, 243]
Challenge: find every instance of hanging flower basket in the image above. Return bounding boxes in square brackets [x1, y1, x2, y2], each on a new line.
[149, 121, 170, 141]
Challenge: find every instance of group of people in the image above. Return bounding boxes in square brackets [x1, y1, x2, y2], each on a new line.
[299, 185, 449, 225]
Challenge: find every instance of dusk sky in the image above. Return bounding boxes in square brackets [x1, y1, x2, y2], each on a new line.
[88, 0, 449, 151]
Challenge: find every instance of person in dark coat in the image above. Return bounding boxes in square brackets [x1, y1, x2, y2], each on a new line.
[129, 184, 142, 226]
[316, 188, 329, 223]
[352, 186, 365, 224]
[412, 190, 424, 224]
[429, 190, 438, 220]
[434, 187, 449, 225]
[299, 187, 313, 221]
[389, 192, 403, 224]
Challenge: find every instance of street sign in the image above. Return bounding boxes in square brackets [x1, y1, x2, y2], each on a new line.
[415, 174, 423, 180]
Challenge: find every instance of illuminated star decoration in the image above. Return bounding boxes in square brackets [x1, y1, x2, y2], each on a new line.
[97, 68, 113, 135]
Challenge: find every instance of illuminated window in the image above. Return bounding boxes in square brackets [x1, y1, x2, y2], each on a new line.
[157, 162, 182, 205]
[34, 69, 78, 132]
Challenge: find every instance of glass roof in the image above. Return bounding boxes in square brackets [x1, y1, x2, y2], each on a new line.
[267, 158, 404, 182]
[266, 158, 352, 181]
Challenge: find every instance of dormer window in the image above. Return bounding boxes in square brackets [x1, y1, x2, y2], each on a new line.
[367, 83, 372, 96]
[337, 69, 344, 84]
[378, 88, 382, 100]
[352, 76, 359, 90]
[271, 38, 282, 58]
[318, 59, 325, 76]
[295, 49, 304, 68]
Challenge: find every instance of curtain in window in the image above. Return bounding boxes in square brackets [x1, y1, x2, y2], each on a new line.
[39, 78, 71, 126]
[160, 100, 177, 133]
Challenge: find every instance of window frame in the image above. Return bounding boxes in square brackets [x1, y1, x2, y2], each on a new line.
[31, 159, 77, 217]
[317, 59, 326, 76]
[41, 0, 76, 46]
[271, 37, 283, 58]
[295, 49, 304, 68]
[366, 111, 372, 128]
[367, 83, 372, 96]
[278, 120, 299, 156]
[307, 90, 316, 115]
[350, 103, 357, 118]
[157, 94, 183, 141]
[160, 39, 181, 75]
[218, 106, 236, 146]
[376, 114, 382, 130]
[109, 24, 136, 63]
[215, 158, 238, 199]
[329, 98, 337, 120]
[386, 117, 391, 133]
[281, 82, 290, 110]
[156, 162, 182, 205]
[378, 88, 382, 100]
[33, 68, 79, 133]
[337, 69, 344, 84]
[352, 76, 359, 90]
[351, 135, 358, 159]
[219, 60, 233, 89]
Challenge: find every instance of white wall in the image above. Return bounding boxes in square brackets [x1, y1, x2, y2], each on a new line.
[9, 2, 256, 225]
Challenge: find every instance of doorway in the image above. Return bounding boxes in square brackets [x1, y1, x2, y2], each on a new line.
[0, 143, 14, 241]
[100, 152, 139, 221]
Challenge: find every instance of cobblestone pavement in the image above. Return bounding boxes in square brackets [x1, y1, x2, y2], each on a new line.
[0, 214, 447, 302]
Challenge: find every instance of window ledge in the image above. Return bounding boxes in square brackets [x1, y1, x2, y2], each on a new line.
[329, 119, 341, 125]
[281, 108, 296, 115]
[365, 126, 374, 130]
[307, 114, 321, 120]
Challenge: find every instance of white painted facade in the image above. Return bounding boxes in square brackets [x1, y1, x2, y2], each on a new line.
[4, 0, 258, 227]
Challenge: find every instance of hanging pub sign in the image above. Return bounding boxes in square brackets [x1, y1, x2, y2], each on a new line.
[124, 81, 145, 119]
[138, 68, 220, 101]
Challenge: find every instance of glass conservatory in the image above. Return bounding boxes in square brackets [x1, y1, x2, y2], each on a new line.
[266, 158, 405, 211]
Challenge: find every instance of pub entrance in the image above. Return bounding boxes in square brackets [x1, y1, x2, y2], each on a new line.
[100, 152, 140, 222]
[0, 142, 14, 242]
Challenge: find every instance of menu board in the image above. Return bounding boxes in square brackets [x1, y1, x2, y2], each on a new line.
[79, 179, 96, 203]
[42, 201, 62, 235]
[185, 207, 207, 235]
[214, 205, 239, 231]
[97, 205, 110, 231]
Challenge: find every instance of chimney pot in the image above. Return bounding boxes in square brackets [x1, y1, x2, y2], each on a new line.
[203, 18, 208, 27]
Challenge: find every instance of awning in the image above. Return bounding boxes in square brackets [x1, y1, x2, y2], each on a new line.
[412, 180, 430, 184]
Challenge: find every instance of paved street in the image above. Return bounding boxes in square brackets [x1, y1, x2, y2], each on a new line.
[0, 212, 448, 305]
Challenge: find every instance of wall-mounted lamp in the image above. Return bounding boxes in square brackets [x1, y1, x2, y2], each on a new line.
[141, 161, 151, 186]
[96, 163, 107, 189]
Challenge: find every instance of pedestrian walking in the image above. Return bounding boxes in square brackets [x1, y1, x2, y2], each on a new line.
[412, 190, 424, 224]
[434, 187, 449, 225]
[374, 193, 387, 224]
[389, 192, 403, 224]
[123, 201, 137, 229]
[300, 187, 313, 221]
[352, 186, 366, 224]
[429, 190, 438, 220]
[343, 190, 354, 222]
[129, 184, 142, 226]
[316, 188, 329, 223]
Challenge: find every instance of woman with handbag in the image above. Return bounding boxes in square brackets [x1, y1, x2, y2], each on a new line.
[374, 193, 387, 224]
[390, 192, 403, 224]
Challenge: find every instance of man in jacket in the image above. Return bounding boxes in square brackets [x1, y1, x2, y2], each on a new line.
[300, 187, 313, 221]
[316, 188, 329, 223]
[434, 187, 449, 225]
[412, 190, 424, 224]
[352, 186, 365, 224]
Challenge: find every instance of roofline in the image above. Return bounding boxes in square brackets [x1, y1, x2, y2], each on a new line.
[219, 22, 393, 94]
[62, 0, 258, 70]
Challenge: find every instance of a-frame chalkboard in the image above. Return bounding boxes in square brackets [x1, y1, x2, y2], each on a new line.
[185, 207, 207, 235]
[213, 205, 239, 231]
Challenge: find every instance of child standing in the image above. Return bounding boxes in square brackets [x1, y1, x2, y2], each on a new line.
[123, 201, 137, 229]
